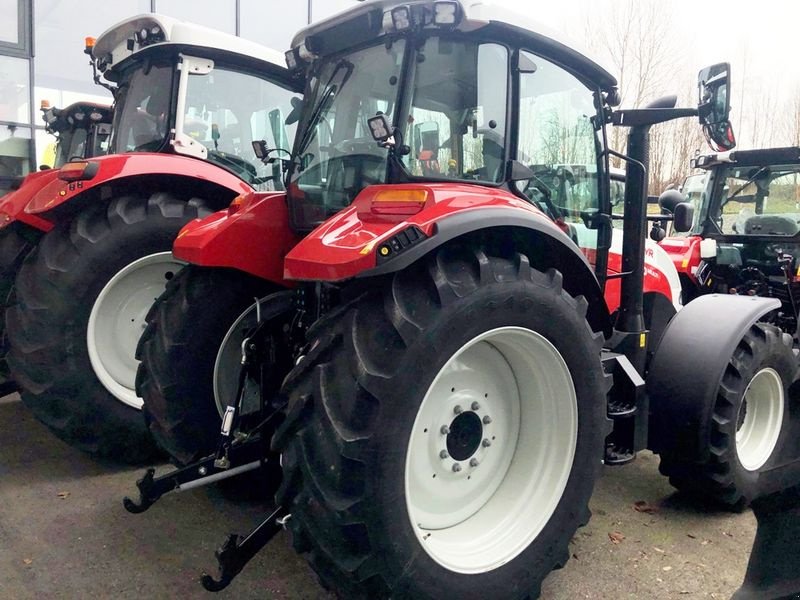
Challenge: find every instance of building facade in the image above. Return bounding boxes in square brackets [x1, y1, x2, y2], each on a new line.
[0, 0, 356, 190]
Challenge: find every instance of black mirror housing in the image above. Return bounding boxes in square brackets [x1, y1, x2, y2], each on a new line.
[658, 189, 687, 214]
[673, 202, 695, 233]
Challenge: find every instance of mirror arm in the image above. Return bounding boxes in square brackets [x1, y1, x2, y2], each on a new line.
[611, 107, 698, 128]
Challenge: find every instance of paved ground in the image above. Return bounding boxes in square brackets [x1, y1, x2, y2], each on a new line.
[0, 392, 755, 599]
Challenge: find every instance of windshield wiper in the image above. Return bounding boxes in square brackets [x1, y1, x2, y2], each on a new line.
[296, 60, 354, 158]
[724, 166, 768, 203]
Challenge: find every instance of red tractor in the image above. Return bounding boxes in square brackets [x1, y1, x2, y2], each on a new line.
[0, 14, 301, 462]
[123, 2, 800, 597]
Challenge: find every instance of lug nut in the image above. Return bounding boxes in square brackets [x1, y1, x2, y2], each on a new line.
[440, 425, 450, 435]
[471, 401, 480, 411]
[439, 450, 449, 459]
[482, 438, 492, 448]
[470, 458, 479, 467]
[452, 463, 462, 473]
[453, 405, 463, 415]
[483, 415, 492, 424]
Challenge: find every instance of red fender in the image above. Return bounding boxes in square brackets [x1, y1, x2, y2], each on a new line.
[173, 191, 300, 286]
[15, 153, 251, 231]
[283, 183, 567, 281]
[0, 169, 62, 232]
[659, 235, 704, 283]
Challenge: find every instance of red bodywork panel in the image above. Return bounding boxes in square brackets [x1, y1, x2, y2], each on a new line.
[603, 245, 677, 313]
[0, 169, 61, 231]
[659, 235, 703, 283]
[174, 191, 301, 286]
[4, 153, 251, 232]
[283, 184, 563, 281]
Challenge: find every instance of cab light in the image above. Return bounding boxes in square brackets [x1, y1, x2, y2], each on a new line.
[370, 189, 428, 215]
[58, 161, 98, 182]
[433, 1, 459, 25]
[297, 40, 315, 62]
[285, 48, 298, 70]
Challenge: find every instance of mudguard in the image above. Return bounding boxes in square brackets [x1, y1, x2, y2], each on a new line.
[284, 183, 611, 334]
[646, 294, 781, 460]
[20, 153, 251, 223]
[173, 191, 300, 286]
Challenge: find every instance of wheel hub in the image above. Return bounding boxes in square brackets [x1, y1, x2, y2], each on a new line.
[446, 410, 483, 461]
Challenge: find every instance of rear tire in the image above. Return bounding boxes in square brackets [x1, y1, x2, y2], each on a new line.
[273, 244, 610, 599]
[5, 193, 209, 463]
[136, 266, 292, 465]
[0, 226, 37, 396]
[656, 323, 795, 507]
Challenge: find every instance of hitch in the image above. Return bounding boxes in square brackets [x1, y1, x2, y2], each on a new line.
[201, 506, 291, 592]
[123, 437, 268, 513]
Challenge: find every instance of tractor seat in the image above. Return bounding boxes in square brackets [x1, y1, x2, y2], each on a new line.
[743, 215, 799, 236]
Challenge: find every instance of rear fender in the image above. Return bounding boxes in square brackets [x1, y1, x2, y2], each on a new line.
[647, 294, 781, 460]
[173, 191, 300, 286]
[284, 184, 611, 335]
[0, 169, 62, 232]
[23, 153, 251, 219]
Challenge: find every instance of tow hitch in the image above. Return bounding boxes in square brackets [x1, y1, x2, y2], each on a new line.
[124, 297, 291, 590]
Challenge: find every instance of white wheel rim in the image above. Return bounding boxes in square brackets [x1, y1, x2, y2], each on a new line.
[735, 367, 784, 471]
[87, 252, 184, 410]
[405, 326, 578, 574]
[213, 301, 261, 417]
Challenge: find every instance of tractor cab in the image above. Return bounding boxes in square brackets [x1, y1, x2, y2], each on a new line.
[90, 14, 302, 191]
[40, 100, 112, 169]
[662, 147, 800, 334]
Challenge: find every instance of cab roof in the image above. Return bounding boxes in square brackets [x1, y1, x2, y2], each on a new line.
[93, 13, 285, 72]
[290, 0, 618, 92]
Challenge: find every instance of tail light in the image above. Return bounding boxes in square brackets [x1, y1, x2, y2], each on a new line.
[58, 161, 99, 182]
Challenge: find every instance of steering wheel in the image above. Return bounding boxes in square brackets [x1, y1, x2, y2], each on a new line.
[735, 267, 770, 296]
[207, 150, 257, 181]
[332, 136, 381, 155]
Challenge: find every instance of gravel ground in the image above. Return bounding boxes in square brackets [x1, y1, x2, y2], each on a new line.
[0, 392, 754, 599]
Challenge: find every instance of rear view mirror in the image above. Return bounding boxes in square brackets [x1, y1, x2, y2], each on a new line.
[698, 63, 736, 151]
[673, 202, 695, 233]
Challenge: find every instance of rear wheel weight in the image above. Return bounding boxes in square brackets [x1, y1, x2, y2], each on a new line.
[5, 192, 209, 463]
[658, 324, 795, 507]
[273, 245, 610, 599]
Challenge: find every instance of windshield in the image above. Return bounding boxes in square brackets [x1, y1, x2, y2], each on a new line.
[289, 41, 406, 227]
[111, 62, 174, 154]
[710, 164, 800, 236]
[181, 65, 300, 190]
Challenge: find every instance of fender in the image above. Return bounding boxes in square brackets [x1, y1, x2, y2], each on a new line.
[284, 184, 611, 334]
[659, 235, 703, 283]
[173, 191, 300, 286]
[646, 294, 781, 460]
[20, 153, 252, 226]
[0, 169, 62, 232]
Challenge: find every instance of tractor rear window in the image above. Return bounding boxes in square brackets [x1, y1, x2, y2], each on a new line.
[111, 63, 174, 154]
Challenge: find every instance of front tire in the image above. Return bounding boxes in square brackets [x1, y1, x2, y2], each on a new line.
[5, 193, 209, 463]
[273, 245, 610, 599]
[136, 266, 292, 465]
[656, 323, 796, 507]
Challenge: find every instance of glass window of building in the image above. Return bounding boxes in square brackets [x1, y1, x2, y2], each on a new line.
[155, 0, 236, 34]
[0, 125, 31, 177]
[240, 0, 308, 50]
[0, 55, 30, 123]
[0, 0, 20, 45]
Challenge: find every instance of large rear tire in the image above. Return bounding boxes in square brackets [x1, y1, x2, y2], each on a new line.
[655, 323, 795, 508]
[0, 226, 36, 396]
[5, 193, 209, 463]
[136, 265, 293, 465]
[273, 245, 610, 599]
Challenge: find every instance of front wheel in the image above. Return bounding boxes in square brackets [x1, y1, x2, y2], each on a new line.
[273, 245, 610, 599]
[656, 324, 796, 508]
[5, 193, 209, 462]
